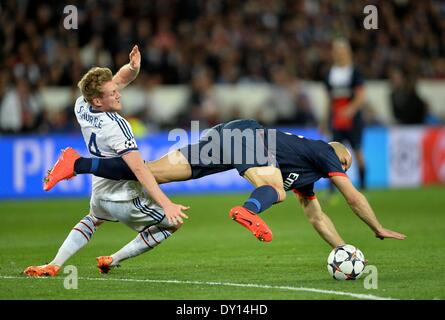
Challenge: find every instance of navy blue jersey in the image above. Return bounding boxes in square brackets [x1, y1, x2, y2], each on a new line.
[274, 130, 347, 199]
[324, 65, 364, 130]
[180, 120, 348, 200]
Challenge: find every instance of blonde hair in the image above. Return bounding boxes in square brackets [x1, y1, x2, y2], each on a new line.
[77, 67, 113, 104]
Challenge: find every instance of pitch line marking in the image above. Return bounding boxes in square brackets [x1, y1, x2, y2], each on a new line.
[0, 275, 395, 300]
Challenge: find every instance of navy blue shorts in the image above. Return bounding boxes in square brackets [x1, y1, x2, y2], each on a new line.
[179, 119, 275, 179]
[331, 111, 364, 150]
[332, 127, 363, 150]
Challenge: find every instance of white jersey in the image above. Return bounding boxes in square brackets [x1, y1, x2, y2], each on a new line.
[74, 96, 142, 201]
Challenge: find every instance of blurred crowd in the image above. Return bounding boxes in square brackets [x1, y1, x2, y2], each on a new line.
[0, 0, 444, 134]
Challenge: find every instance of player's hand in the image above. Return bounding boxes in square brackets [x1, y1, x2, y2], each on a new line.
[129, 45, 141, 71]
[375, 228, 406, 240]
[163, 203, 190, 225]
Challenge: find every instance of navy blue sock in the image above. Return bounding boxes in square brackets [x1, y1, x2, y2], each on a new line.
[243, 185, 279, 214]
[74, 157, 136, 181]
[74, 158, 92, 174]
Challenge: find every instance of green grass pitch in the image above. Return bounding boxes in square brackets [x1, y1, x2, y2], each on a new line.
[0, 187, 444, 300]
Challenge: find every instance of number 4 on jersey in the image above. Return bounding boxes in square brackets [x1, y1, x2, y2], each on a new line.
[88, 132, 103, 157]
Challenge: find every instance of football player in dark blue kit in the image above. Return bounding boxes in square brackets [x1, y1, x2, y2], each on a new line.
[322, 38, 367, 191]
[45, 119, 406, 247]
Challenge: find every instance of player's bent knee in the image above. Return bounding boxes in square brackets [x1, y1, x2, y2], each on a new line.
[88, 213, 105, 227]
[167, 223, 183, 233]
[274, 187, 286, 203]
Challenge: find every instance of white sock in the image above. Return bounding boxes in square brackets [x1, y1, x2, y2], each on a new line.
[111, 225, 171, 266]
[50, 215, 97, 266]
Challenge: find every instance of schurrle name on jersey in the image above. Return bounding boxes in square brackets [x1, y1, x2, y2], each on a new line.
[77, 106, 103, 128]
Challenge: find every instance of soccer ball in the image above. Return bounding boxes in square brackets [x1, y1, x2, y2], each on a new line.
[327, 244, 366, 280]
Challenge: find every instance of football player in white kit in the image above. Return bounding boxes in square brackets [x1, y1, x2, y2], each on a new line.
[24, 45, 189, 277]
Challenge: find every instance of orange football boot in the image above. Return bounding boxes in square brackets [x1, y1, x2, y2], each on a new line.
[96, 256, 115, 274]
[229, 206, 273, 242]
[23, 264, 60, 277]
[43, 147, 80, 191]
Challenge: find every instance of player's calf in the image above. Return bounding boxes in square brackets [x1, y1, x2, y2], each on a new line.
[242, 185, 281, 214]
[166, 222, 183, 233]
[50, 214, 100, 267]
[274, 186, 286, 203]
[97, 225, 173, 274]
[24, 214, 101, 277]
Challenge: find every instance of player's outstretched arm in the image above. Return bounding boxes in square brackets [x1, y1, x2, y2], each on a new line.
[112, 45, 141, 90]
[297, 195, 345, 248]
[122, 151, 189, 225]
[330, 175, 406, 240]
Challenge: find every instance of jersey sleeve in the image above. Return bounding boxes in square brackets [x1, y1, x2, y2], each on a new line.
[323, 72, 332, 92]
[315, 146, 347, 178]
[105, 113, 138, 155]
[352, 67, 365, 88]
[292, 183, 316, 200]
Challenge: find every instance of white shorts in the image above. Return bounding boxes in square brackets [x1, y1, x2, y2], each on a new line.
[90, 196, 174, 232]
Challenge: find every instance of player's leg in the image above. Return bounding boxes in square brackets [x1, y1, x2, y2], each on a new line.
[145, 150, 192, 183]
[45, 147, 214, 190]
[75, 150, 193, 183]
[353, 148, 366, 190]
[242, 166, 286, 214]
[44, 149, 139, 191]
[229, 166, 285, 242]
[220, 120, 283, 242]
[95, 197, 182, 273]
[243, 166, 286, 204]
[23, 213, 105, 277]
[44, 123, 228, 190]
[97, 223, 181, 273]
[49, 214, 104, 267]
[349, 126, 366, 190]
